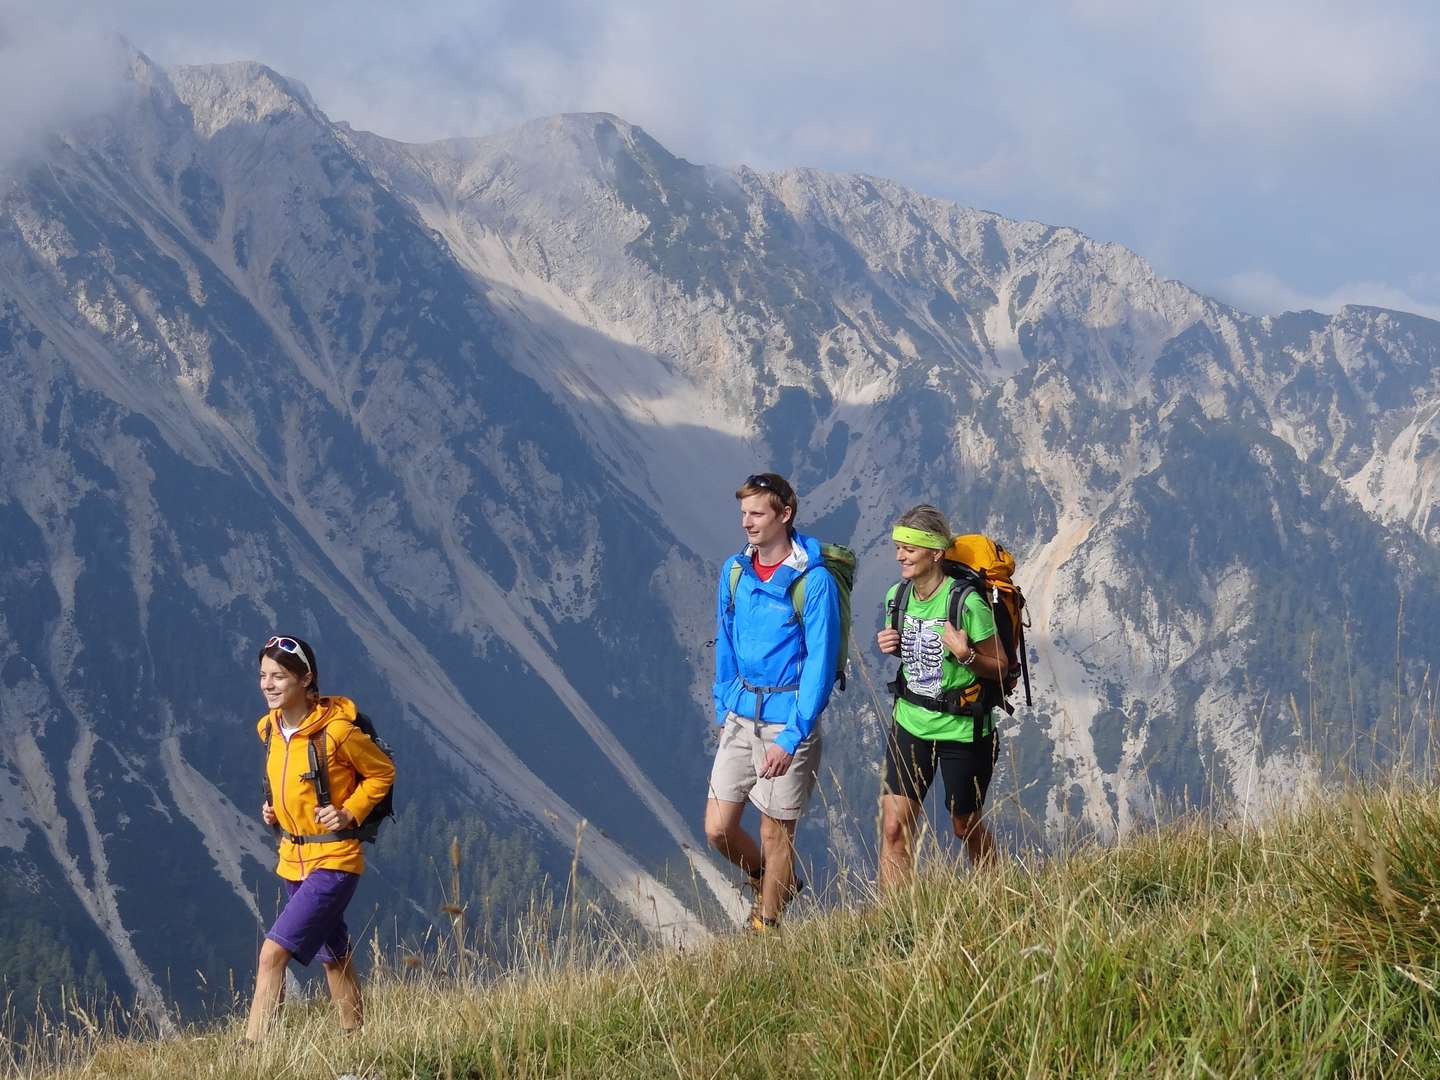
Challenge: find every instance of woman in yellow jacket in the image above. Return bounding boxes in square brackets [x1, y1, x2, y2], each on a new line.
[245, 635, 395, 1042]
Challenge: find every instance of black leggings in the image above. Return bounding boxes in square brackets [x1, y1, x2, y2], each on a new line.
[883, 721, 997, 817]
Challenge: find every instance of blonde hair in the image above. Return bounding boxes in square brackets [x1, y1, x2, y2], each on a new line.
[895, 504, 951, 541]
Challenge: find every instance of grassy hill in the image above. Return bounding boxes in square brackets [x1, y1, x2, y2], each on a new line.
[12, 781, 1440, 1078]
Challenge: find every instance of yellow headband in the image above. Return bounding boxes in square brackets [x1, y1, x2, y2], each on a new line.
[892, 525, 949, 550]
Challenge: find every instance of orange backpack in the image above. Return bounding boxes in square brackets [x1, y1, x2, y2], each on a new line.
[944, 534, 1031, 712]
[889, 534, 1033, 719]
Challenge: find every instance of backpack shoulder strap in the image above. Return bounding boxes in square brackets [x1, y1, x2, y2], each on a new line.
[790, 571, 808, 625]
[726, 559, 744, 613]
[262, 720, 277, 831]
[947, 577, 977, 629]
[307, 731, 332, 808]
[890, 580, 914, 634]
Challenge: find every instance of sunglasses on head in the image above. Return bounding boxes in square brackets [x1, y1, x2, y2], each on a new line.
[265, 636, 312, 673]
[745, 474, 779, 492]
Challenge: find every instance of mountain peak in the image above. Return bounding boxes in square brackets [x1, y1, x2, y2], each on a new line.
[168, 61, 322, 137]
[469, 112, 685, 174]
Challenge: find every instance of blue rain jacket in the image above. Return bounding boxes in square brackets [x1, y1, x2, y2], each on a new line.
[712, 531, 841, 754]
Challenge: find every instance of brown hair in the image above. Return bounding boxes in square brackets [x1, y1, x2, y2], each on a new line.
[735, 472, 798, 530]
[895, 504, 951, 542]
[257, 635, 320, 702]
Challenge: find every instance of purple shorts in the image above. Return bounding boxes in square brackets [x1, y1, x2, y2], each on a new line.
[266, 869, 360, 966]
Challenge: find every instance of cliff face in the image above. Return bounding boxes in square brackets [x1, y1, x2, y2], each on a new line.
[3, 57, 1438, 1018]
[351, 111, 1440, 833]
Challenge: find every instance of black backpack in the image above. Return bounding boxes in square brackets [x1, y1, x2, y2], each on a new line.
[263, 713, 396, 844]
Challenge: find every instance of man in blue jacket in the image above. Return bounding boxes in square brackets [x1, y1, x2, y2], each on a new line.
[707, 472, 840, 931]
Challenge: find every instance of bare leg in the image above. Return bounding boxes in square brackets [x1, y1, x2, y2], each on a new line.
[879, 794, 924, 888]
[704, 798, 764, 875]
[758, 814, 798, 920]
[323, 955, 363, 1031]
[953, 811, 997, 867]
[245, 939, 290, 1042]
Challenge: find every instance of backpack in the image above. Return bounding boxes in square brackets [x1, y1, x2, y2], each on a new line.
[727, 542, 856, 689]
[263, 713, 396, 844]
[888, 533, 1032, 725]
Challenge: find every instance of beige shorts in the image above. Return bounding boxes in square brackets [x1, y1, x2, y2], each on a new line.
[707, 711, 823, 821]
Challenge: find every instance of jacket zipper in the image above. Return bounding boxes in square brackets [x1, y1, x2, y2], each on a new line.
[736, 572, 804, 719]
[278, 733, 305, 875]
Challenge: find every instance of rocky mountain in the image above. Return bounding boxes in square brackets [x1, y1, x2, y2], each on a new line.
[346, 110, 1440, 832]
[3, 54, 1439, 1022]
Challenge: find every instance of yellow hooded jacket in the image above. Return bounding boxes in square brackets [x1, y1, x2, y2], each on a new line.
[256, 695, 396, 881]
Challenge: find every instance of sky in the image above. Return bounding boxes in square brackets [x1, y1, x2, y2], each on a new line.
[3, 0, 1436, 319]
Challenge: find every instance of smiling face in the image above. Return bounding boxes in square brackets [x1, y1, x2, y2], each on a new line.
[894, 541, 942, 581]
[739, 492, 792, 552]
[259, 655, 311, 714]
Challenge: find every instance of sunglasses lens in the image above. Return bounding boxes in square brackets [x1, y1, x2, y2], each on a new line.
[263, 636, 310, 671]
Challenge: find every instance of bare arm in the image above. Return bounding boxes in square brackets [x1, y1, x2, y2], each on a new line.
[941, 624, 1008, 683]
[969, 631, 1008, 683]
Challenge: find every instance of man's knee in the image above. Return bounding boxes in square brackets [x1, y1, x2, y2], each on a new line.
[258, 939, 291, 973]
[759, 814, 796, 846]
[704, 804, 741, 849]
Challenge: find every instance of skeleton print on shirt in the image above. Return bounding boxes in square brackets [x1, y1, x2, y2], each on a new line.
[899, 613, 947, 699]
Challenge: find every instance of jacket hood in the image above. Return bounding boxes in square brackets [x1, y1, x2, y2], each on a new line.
[737, 531, 820, 574]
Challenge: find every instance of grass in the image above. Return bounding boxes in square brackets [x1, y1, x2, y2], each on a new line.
[8, 780, 1440, 1078]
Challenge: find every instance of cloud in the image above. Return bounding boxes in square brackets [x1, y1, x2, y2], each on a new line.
[5, 0, 1437, 319]
[1071, 0, 1434, 133]
[0, 2, 129, 165]
[1218, 270, 1440, 323]
[1198, 6, 1428, 123]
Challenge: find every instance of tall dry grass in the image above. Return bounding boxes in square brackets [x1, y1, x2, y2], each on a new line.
[6, 778, 1438, 1079]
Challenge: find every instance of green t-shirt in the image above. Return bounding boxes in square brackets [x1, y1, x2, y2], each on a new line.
[885, 578, 997, 741]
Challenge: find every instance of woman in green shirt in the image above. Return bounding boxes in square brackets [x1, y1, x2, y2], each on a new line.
[876, 505, 1007, 886]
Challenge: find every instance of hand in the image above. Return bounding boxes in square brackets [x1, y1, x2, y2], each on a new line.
[315, 803, 355, 832]
[876, 628, 901, 655]
[261, 802, 277, 826]
[941, 622, 972, 662]
[759, 743, 793, 779]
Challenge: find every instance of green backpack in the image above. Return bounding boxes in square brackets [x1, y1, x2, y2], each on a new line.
[727, 543, 856, 689]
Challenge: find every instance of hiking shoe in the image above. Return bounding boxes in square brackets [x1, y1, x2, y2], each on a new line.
[746, 913, 779, 934]
[744, 869, 806, 920]
[744, 868, 807, 903]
